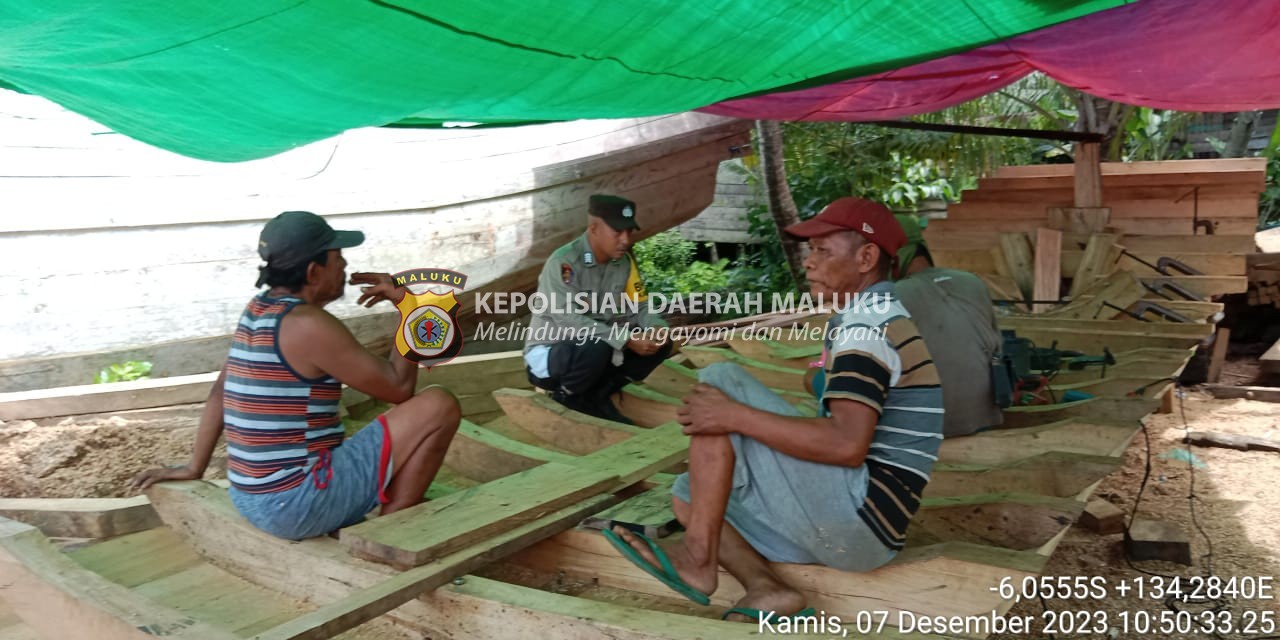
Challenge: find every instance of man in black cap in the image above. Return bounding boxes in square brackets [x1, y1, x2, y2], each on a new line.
[134, 211, 461, 541]
[524, 195, 670, 424]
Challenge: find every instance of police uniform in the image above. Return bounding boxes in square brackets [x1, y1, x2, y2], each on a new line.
[523, 195, 672, 423]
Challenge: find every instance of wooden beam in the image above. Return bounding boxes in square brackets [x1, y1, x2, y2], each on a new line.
[0, 371, 217, 421]
[341, 423, 689, 569]
[1067, 234, 1121, 297]
[929, 452, 1120, 499]
[510, 528, 1044, 623]
[443, 420, 576, 483]
[580, 476, 681, 539]
[1201, 384, 1280, 403]
[680, 346, 807, 392]
[938, 420, 1139, 466]
[1206, 327, 1231, 383]
[492, 388, 641, 455]
[1047, 207, 1110, 234]
[999, 232, 1035, 301]
[0, 518, 237, 640]
[1073, 142, 1104, 208]
[615, 385, 681, 428]
[911, 494, 1084, 551]
[1002, 397, 1157, 429]
[0, 496, 159, 539]
[1033, 228, 1062, 313]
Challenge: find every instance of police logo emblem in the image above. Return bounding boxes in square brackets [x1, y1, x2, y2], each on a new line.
[561, 263, 574, 285]
[390, 268, 467, 368]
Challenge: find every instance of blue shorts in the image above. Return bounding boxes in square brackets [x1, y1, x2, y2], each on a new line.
[229, 416, 394, 540]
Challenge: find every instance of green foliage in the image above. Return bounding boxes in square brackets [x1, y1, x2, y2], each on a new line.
[633, 231, 729, 296]
[1120, 107, 1193, 162]
[93, 360, 152, 384]
[1261, 154, 1280, 229]
[726, 203, 801, 298]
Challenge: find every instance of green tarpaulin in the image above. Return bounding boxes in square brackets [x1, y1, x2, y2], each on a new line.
[0, 1, 1126, 161]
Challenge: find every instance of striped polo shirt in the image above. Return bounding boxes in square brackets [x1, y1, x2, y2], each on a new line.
[223, 294, 345, 494]
[820, 280, 944, 551]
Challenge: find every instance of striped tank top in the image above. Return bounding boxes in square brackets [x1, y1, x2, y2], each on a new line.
[224, 294, 345, 493]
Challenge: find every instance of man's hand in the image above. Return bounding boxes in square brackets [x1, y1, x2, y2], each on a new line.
[351, 272, 406, 307]
[626, 337, 665, 356]
[677, 383, 739, 435]
[130, 464, 201, 491]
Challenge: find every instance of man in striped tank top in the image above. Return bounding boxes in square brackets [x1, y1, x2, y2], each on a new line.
[605, 198, 943, 622]
[134, 211, 462, 540]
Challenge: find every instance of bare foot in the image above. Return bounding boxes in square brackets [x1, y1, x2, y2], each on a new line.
[611, 526, 718, 596]
[724, 582, 807, 622]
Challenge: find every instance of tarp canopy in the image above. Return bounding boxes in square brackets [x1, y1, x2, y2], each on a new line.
[703, 0, 1280, 121]
[0, 1, 1126, 161]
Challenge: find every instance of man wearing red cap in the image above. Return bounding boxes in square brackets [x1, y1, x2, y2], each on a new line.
[604, 198, 944, 621]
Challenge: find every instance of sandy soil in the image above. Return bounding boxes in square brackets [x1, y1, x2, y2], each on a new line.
[0, 403, 224, 498]
[994, 388, 1280, 640]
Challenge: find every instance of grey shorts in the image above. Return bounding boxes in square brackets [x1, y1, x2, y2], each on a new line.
[671, 362, 896, 571]
[229, 416, 394, 540]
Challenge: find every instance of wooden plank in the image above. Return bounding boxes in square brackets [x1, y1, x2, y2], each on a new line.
[492, 388, 642, 455]
[443, 419, 576, 483]
[1184, 430, 1280, 453]
[1068, 251, 1247, 277]
[1047, 206, 1109, 234]
[0, 496, 160, 539]
[928, 231, 1256, 255]
[938, 421, 1139, 466]
[640, 359, 700, 397]
[1002, 397, 1157, 429]
[1206, 327, 1231, 384]
[340, 423, 689, 569]
[1067, 233, 1120, 297]
[1033, 228, 1062, 312]
[615, 385, 681, 428]
[929, 451, 1120, 499]
[680, 346, 807, 392]
[147, 482, 807, 640]
[510, 527, 1044, 623]
[911, 494, 1084, 551]
[927, 216, 1259, 236]
[1201, 384, 1280, 403]
[580, 475, 681, 539]
[0, 518, 237, 640]
[0, 371, 217, 421]
[999, 232, 1035, 300]
[256, 493, 622, 640]
[1074, 142, 1103, 207]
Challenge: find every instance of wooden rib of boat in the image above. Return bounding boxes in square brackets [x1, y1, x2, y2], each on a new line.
[0, 309, 1201, 640]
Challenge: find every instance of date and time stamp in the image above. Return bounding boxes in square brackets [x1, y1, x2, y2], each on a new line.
[756, 575, 1276, 636]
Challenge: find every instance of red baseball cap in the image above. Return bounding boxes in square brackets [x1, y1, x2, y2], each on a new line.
[784, 197, 907, 260]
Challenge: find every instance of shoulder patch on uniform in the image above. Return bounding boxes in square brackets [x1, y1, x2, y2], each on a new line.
[560, 263, 574, 285]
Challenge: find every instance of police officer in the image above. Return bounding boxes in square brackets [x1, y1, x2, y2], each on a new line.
[524, 194, 671, 424]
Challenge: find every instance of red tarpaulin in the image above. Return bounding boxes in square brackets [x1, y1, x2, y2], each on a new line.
[702, 0, 1280, 121]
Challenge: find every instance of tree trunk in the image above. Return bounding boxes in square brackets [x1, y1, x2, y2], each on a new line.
[1225, 110, 1260, 158]
[755, 120, 807, 288]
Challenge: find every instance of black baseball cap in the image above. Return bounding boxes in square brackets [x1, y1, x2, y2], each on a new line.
[589, 194, 640, 231]
[258, 211, 364, 268]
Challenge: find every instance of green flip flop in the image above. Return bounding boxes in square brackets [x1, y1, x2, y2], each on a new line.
[601, 528, 711, 606]
[721, 606, 817, 622]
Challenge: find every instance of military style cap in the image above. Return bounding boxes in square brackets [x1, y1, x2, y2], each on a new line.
[588, 194, 640, 231]
[258, 211, 365, 268]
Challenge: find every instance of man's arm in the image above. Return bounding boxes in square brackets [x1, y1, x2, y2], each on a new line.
[679, 385, 878, 467]
[290, 306, 418, 404]
[132, 367, 228, 489]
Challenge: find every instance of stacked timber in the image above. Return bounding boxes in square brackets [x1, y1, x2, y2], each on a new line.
[924, 158, 1260, 316]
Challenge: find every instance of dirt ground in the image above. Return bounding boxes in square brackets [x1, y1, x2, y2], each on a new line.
[1, 358, 1278, 639]
[993, 381, 1280, 639]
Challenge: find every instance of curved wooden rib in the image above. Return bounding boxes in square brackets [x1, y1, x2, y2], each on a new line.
[938, 420, 1139, 466]
[722, 337, 811, 369]
[508, 527, 1044, 623]
[0, 518, 236, 640]
[680, 346, 807, 392]
[929, 451, 1120, 498]
[443, 419, 577, 482]
[1002, 396, 1157, 429]
[492, 388, 641, 455]
[910, 494, 1084, 551]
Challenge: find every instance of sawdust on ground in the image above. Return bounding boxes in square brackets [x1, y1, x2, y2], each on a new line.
[993, 390, 1280, 640]
[0, 403, 225, 498]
